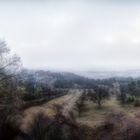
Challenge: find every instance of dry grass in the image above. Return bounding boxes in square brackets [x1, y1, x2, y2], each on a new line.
[75, 97, 140, 140]
[78, 96, 140, 128]
[20, 90, 81, 133]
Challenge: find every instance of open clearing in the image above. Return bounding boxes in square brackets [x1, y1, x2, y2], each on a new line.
[78, 96, 140, 128]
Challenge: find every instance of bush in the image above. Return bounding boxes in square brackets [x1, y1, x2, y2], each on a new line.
[134, 99, 140, 107]
[76, 94, 86, 117]
[126, 96, 135, 104]
[27, 108, 80, 140]
[0, 98, 21, 140]
[117, 94, 136, 105]
[117, 93, 126, 104]
[102, 110, 140, 140]
[22, 93, 36, 101]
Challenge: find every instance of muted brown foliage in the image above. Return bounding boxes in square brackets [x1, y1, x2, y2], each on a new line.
[20, 104, 80, 140]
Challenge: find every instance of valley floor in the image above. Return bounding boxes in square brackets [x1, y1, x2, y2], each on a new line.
[19, 91, 140, 140]
[78, 96, 140, 128]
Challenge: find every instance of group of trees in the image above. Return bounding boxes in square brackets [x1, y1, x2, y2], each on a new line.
[88, 85, 109, 108]
[75, 79, 140, 109]
[0, 41, 21, 140]
[118, 81, 140, 106]
[0, 40, 74, 140]
[76, 86, 110, 110]
[83, 80, 140, 108]
[87, 86, 109, 108]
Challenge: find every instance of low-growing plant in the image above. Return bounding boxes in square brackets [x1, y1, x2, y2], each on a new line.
[76, 94, 86, 117]
[22, 93, 36, 101]
[126, 95, 135, 104]
[26, 106, 80, 140]
[134, 99, 140, 107]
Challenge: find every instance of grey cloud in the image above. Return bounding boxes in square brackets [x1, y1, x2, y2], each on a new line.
[0, 1, 140, 71]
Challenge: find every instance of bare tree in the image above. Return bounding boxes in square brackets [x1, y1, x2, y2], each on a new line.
[0, 40, 21, 140]
[88, 85, 109, 108]
[0, 41, 21, 82]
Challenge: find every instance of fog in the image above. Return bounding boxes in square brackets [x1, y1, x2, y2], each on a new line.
[0, 0, 140, 71]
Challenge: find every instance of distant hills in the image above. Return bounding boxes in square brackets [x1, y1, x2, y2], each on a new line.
[18, 69, 86, 89]
[17, 69, 140, 89]
[76, 70, 140, 79]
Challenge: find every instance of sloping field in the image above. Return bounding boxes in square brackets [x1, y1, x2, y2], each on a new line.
[20, 89, 81, 133]
[76, 97, 140, 140]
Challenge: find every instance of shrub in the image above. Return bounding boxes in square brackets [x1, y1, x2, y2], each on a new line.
[27, 108, 80, 140]
[117, 93, 126, 104]
[126, 96, 135, 104]
[102, 110, 140, 140]
[22, 93, 36, 101]
[0, 98, 21, 140]
[117, 93, 136, 105]
[76, 94, 86, 117]
[134, 99, 140, 107]
[88, 86, 110, 109]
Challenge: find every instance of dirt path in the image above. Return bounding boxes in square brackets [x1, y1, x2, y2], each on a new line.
[62, 89, 81, 117]
[20, 89, 81, 133]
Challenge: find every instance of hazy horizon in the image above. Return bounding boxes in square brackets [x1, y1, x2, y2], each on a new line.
[1, 0, 140, 71]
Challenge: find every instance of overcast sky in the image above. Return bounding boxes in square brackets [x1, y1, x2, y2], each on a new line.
[1, 0, 140, 71]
